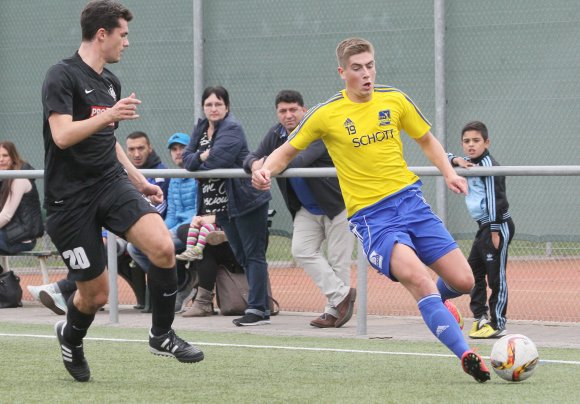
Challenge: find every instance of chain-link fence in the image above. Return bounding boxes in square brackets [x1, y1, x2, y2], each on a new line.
[1, 1, 579, 322]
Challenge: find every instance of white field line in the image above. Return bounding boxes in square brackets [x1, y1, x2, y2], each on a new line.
[1, 332, 579, 366]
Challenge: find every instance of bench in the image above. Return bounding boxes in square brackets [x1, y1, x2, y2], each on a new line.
[0, 250, 61, 284]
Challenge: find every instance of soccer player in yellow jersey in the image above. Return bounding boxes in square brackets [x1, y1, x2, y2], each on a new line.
[252, 38, 490, 383]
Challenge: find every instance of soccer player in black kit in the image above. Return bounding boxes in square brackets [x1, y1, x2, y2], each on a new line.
[41, 0, 203, 382]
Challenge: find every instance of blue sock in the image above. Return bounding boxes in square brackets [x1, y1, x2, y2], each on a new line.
[436, 278, 463, 301]
[418, 294, 469, 358]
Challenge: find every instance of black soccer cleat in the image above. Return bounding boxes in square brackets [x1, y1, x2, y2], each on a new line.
[55, 320, 91, 382]
[149, 329, 204, 363]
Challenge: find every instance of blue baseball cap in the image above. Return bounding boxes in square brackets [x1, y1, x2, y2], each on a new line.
[167, 132, 190, 148]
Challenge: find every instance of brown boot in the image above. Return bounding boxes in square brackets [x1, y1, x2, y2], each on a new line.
[182, 287, 214, 317]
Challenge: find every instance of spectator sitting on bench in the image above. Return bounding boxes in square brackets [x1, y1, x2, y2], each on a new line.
[0, 141, 44, 255]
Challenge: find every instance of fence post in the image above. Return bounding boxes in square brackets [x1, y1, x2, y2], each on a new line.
[107, 235, 119, 323]
[356, 240, 367, 336]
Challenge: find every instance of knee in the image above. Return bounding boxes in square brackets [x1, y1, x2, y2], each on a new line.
[91, 293, 109, 310]
[147, 238, 176, 268]
[291, 245, 312, 261]
[393, 263, 435, 297]
[75, 291, 108, 313]
[453, 271, 475, 294]
[291, 240, 319, 261]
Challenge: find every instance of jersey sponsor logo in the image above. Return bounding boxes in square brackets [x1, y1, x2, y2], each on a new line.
[352, 129, 394, 148]
[378, 109, 391, 126]
[84, 88, 95, 94]
[343, 118, 356, 135]
[90, 106, 114, 127]
[108, 84, 116, 100]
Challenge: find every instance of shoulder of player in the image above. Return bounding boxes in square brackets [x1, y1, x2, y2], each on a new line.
[301, 92, 345, 120]
[45, 59, 74, 79]
[373, 84, 408, 99]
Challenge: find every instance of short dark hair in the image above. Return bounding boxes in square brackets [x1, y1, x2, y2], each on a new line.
[126, 131, 150, 144]
[461, 121, 489, 141]
[275, 90, 304, 108]
[81, 0, 133, 41]
[201, 86, 230, 109]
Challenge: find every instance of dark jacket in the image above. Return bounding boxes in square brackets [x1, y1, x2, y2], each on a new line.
[243, 123, 345, 219]
[182, 113, 271, 217]
[4, 163, 44, 243]
[449, 149, 511, 231]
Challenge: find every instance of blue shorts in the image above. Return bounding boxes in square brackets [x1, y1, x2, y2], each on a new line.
[348, 182, 458, 281]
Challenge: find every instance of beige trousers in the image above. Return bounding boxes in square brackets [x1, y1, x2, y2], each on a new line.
[291, 207, 354, 317]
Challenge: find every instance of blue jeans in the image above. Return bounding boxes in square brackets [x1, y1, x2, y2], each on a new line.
[0, 229, 36, 254]
[127, 229, 184, 272]
[217, 203, 269, 317]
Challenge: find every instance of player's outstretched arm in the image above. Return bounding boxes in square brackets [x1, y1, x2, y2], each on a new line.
[252, 142, 300, 191]
[415, 131, 468, 195]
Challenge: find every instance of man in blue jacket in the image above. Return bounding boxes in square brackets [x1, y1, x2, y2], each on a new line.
[244, 90, 356, 328]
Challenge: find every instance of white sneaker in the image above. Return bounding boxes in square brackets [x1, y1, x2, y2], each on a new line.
[39, 290, 67, 315]
[27, 283, 57, 301]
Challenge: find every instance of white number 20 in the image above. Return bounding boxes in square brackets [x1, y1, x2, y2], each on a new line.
[62, 247, 90, 270]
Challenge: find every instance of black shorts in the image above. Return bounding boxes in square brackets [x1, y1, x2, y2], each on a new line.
[46, 176, 158, 282]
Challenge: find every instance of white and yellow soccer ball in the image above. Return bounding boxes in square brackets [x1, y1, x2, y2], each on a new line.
[490, 334, 539, 382]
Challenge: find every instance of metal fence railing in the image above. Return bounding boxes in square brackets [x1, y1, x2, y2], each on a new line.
[4, 166, 580, 335]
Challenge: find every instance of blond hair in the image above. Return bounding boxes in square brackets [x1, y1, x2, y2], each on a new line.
[336, 37, 374, 68]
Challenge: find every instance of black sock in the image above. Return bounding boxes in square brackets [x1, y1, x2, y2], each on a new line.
[147, 265, 177, 336]
[64, 292, 95, 346]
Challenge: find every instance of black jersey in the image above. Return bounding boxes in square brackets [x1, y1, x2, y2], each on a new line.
[42, 52, 125, 210]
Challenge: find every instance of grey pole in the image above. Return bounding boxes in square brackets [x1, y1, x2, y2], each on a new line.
[193, 0, 204, 122]
[434, 0, 447, 223]
[356, 240, 367, 336]
[107, 234, 119, 323]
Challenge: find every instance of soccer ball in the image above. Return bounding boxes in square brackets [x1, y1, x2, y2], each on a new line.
[490, 334, 539, 382]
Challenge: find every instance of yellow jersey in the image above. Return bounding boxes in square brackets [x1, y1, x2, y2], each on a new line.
[288, 85, 431, 216]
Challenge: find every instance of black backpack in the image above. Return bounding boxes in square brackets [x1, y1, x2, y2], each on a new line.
[0, 266, 23, 308]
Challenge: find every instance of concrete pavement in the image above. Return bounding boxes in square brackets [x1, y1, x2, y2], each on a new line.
[1, 302, 578, 349]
